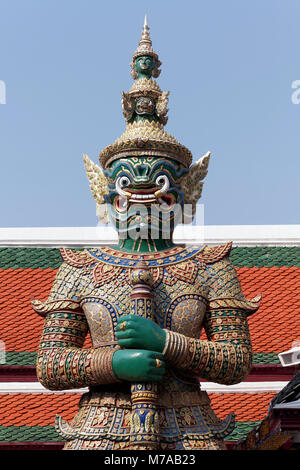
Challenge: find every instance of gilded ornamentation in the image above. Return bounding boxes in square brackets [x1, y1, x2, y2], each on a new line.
[92, 263, 123, 288]
[121, 91, 135, 122]
[59, 247, 95, 267]
[166, 259, 198, 284]
[99, 119, 193, 169]
[83, 154, 110, 224]
[180, 152, 211, 220]
[155, 91, 169, 125]
[82, 301, 116, 345]
[128, 263, 160, 449]
[130, 16, 162, 80]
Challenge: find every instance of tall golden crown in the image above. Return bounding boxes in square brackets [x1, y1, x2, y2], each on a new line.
[130, 15, 161, 78]
[99, 17, 193, 169]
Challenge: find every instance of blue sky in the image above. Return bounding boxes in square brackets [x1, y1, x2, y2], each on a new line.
[0, 0, 299, 227]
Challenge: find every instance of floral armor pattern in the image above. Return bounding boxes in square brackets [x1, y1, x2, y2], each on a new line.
[32, 242, 261, 450]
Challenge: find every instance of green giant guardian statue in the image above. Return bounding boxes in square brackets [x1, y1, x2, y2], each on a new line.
[32, 18, 260, 450]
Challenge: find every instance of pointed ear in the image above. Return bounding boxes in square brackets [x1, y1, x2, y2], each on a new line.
[181, 152, 210, 222]
[181, 151, 210, 204]
[83, 154, 110, 224]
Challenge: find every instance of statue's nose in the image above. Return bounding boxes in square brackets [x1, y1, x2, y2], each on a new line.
[132, 165, 152, 187]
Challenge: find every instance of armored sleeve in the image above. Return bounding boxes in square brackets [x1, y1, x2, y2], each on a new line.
[163, 245, 260, 385]
[32, 255, 119, 390]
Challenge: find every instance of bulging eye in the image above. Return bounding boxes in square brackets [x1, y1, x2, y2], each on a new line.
[155, 175, 168, 187]
[116, 176, 131, 198]
[119, 176, 130, 188]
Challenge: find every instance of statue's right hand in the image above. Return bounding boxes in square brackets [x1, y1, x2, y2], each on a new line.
[112, 349, 165, 382]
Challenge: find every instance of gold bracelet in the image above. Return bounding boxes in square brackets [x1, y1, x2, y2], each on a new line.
[162, 329, 192, 368]
[91, 347, 120, 384]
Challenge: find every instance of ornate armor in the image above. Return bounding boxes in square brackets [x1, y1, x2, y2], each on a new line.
[33, 17, 260, 450]
[33, 243, 259, 449]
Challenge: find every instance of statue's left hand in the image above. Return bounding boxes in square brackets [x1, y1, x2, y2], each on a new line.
[116, 315, 166, 353]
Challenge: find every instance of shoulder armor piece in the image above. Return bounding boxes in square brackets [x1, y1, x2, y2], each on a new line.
[195, 241, 232, 264]
[61, 247, 125, 288]
[31, 298, 81, 317]
[208, 295, 262, 316]
[59, 247, 96, 267]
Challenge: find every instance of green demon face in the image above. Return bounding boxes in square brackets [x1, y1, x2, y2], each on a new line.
[135, 55, 155, 79]
[104, 156, 188, 239]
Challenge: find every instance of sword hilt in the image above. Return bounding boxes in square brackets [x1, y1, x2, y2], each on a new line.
[129, 261, 159, 449]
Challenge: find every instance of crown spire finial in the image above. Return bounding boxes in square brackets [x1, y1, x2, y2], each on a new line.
[140, 14, 151, 46]
[99, 20, 194, 169]
[130, 17, 161, 80]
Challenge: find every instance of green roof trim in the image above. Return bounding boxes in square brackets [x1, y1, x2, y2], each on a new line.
[227, 420, 262, 442]
[4, 351, 38, 366]
[0, 421, 261, 443]
[3, 351, 280, 366]
[253, 353, 280, 365]
[0, 425, 63, 442]
[230, 246, 300, 268]
[0, 248, 63, 269]
[0, 246, 299, 269]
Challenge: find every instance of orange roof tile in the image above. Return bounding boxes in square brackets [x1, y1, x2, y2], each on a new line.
[0, 269, 55, 352]
[209, 392, 276, 422]
[237, 267, 300, 353]
[0, 394, 81, 427]
[0, 268, 92, 352]
[0, 392, 276, 428]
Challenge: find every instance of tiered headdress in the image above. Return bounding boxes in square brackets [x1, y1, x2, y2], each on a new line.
[130, 15, 161, 78]
[99, 17, 193, 169]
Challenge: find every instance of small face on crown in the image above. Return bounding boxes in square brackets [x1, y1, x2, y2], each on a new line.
[135, 97, 155, 116]
[135, 55, 155, 79]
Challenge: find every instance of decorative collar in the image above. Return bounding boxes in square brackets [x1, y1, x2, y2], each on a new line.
[59, 242, 232, 269]
[87, 245, 204, 268]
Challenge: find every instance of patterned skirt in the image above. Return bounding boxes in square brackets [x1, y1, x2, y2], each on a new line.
[56, 385, 233, 451]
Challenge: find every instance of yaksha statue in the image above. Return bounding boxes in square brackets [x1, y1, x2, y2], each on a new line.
[32, 18, 260, 450]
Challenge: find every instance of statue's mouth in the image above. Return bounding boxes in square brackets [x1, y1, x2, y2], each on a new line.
[128, 189, 157, 203]
[127, 190, 174, 207]
[115, 176, 174, 211]
[114, 190, 176, 213]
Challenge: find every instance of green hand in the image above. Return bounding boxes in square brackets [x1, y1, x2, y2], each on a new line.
[116, 315, 166, 353]
[112, 349, 165, 382]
